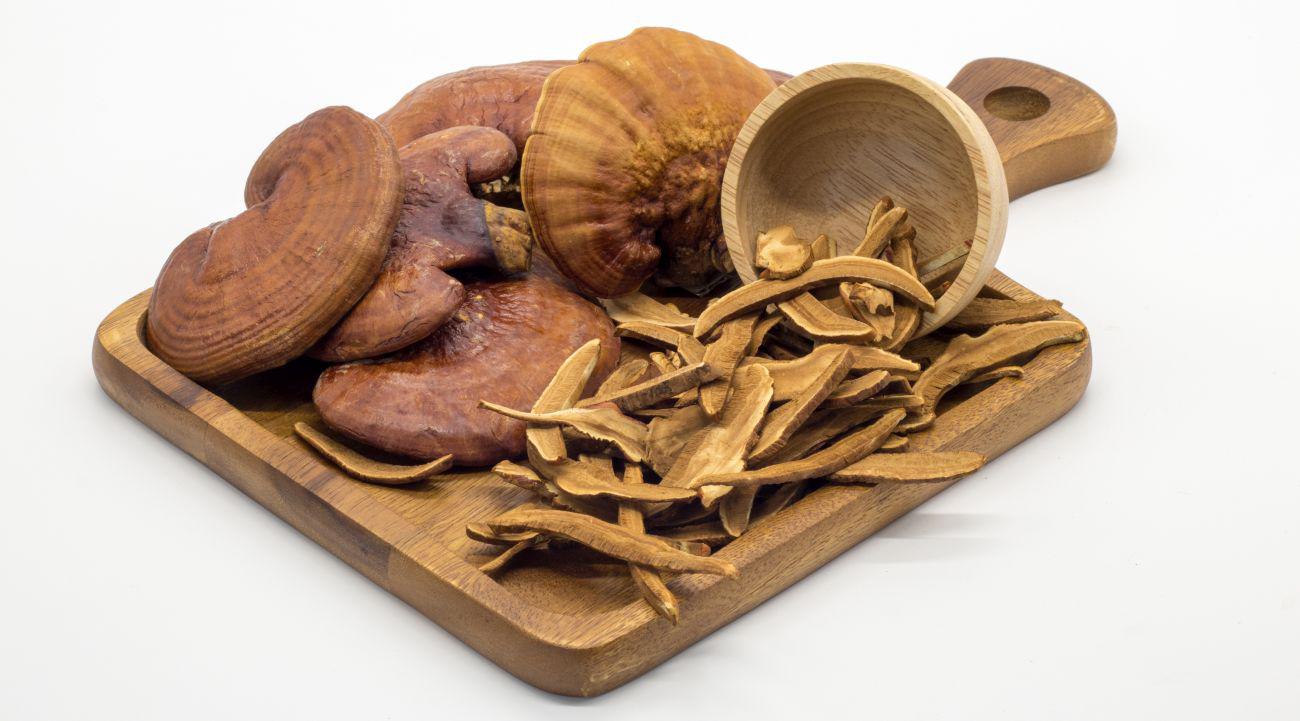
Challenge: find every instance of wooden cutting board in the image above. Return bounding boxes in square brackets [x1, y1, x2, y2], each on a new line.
[92, 58, 1113, 697]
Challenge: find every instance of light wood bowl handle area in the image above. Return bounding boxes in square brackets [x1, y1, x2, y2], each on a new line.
[947, 58, 1117, 200]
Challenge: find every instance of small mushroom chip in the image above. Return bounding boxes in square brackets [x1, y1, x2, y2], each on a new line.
[754, 226, 813, 279]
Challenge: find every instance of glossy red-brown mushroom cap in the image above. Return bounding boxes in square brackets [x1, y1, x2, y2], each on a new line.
[311, 126, 533, 362]
[521, 28, 776, 297]
[146, 106, 402, 384]
[313, 276, 618, 466]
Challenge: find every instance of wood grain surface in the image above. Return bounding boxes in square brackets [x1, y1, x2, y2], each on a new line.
[91, 57, 1110, 696]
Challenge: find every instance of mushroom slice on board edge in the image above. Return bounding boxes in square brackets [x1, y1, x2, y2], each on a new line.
[146, 106, 403, 385]
[311, 126, 535, 362]
[521, 27, 777, 297]
[312, 276, 619, 467]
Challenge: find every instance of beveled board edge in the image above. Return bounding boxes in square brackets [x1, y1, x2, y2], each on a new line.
[92, 272, 1089, 696]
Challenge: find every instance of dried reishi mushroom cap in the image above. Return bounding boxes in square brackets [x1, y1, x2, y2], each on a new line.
[313, 276, 618, 466]
[312, 126, 535, 361]
[378, 61, 570, 151]
[147, 106, 403, 384]
[522, 27, 777, 297]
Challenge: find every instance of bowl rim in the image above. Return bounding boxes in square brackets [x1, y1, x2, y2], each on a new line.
[721, 62, 1009, 337]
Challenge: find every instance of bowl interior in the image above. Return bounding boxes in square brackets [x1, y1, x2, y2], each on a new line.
[723, 64, 1007, 334]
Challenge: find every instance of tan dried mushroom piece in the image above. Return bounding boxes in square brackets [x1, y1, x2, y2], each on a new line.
[600, 293, 697, 332]
[755, 226, 814, 279]
[945, 297, 1063, 331]
[147, 107, 403, 384]
[902, 320, 1087, 432]
[693, 257, 936, 339]
[313, 277, 618, 466]
[699, 314, 760, 418]
[487, 508, 738, 577]
[618, 464, 682, 623]
[830, 451, 986, 484]
[294, 422, 452, 485]
[523, 28, 777, 296]
[478, 401, 648, 462]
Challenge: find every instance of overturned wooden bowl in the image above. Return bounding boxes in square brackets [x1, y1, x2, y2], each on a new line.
[722, 63, 1008, 337]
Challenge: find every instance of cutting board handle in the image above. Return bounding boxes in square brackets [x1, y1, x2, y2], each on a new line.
[948, 58, 1117, 200]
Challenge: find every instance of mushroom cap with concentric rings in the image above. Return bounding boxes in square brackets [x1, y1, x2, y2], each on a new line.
[146, 106, 403, 384]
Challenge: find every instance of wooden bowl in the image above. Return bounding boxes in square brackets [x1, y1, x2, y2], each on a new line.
[722, 63, 1008, 336]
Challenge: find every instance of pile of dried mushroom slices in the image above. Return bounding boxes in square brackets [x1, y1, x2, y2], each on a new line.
[295, 197, 1088, 624]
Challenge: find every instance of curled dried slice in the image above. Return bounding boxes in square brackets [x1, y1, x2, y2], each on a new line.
[661, 364, 774, 508]
[600, 293, 697, 332]
[646, 405, 712, 477]
[593, 358, 651, 398]
[829, 451, 986, 484]
[616, 322, 707, 363]
[719, 487, 759, 537]
[745, 314, 784, 356]
[966, 365, 1026, 384]
[479, 400, 647, 461]
[487, 508, 738, 577]
[619, 464, 680, 624]
[466, 521, 539, 546]
[692, 409, 905, 489]
[808, 233, 832, 262]
[543, 456, 696, 504]
[840, 282, 894, 316]
[767, 405, 891, 464]
[822, 369, 893, 408]
[945, 297, 1063, 331]
[778, 293, 878, 343]
[491, 460, 552, 497]
[693, 257, 936, 338]
[583, 362, 716, 412]
[754, 226, 813, 279]
[699, 314, 760, 419]
[851, 205, 908, 258]
[880, 434, 910, 452]
[654, 521, 732, 549]
[883, 231, 922, 351]
[843, 346, 922, 374]
[294, 423, 452, 485]
[749, 347, 854, 463]
[528, 339, 608, 464]
[752, 481, 806, 523]
[479, 536, 543, 576]
[904, 320, 1086, 432]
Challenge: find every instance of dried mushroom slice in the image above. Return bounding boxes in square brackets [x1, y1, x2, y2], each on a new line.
[944, 297, 1063, 332]
[719, 487, 760, 537]
[583, 362, 716, 412]
[487, 508, 738, 577]
[822, 369, 893, 408]
[851, 205, 908, 258]
[478, 401, 647, 462]
[699, 314, 760, 419]
[616, 322, 707, 364]
[646, 405, 712, 477]
[778, 294, 879, 343]
[748, 347, 854, 464]
[692, 409, 905, 489]
[478, 536, 543, 576]
[378, 61, 569, 152]
[313, 126, 535, 361]
[544, 456, 696, 504]
[294, 423, 452, 485]
[491, 460, 553, 497]
[693, 257, 936, 338]
[148, 107, 403, 384]
[883, 231, 923, 351]
[965, 365, 1026, 384]
[745, 314, 785, 356]
[313, 277, 618, 466]
[830, 451, 986, 484]
[600, 293, 697, 332]
[661, 364, 774, 506]
[743, 344, 915, 402]
[808, 234, 832, 262]
[840, 281, 894, 316]
[527, 338, 605, 465]
[618, 464, 681, 623]
[754, 226, 813, 279]
[523, 28, 777, 296]
[903, 320, 1087, 432]
[593, 359, 651, 399]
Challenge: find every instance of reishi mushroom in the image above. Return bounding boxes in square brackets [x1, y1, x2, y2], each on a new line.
[311, 126, 534, 362]
[313, 275, 619, 466]
[521, 27, 777, 297]
[146, 106, 402, 385]
[378, 61, 571, 152]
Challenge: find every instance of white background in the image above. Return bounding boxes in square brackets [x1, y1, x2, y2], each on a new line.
[3, 1, 1298, 718]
